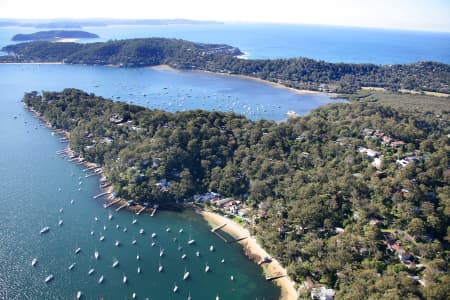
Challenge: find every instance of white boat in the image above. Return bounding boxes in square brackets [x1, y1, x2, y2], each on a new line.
[159, 248, 164, 257]
[75, 247, 81, 254]
[98, 275, 104, 284]
[112, 259, 119, 268]
[178, 246, 183, 251]
[196, 251, 200, 257]
[58, 219, 63, 226]
[132, 239, 137, 245]
[31, 258, 37, 267]
[151, 233, 156, 238]
[216, 294, 220, 300]
[70, 199, 74, 204]
[94, 216, 99, 222]
[88, 268, 95, 275]
[205, 263, 210, 273]
[230, 275, 234, 281]
[188, 292, 192, 300]
[76, 291, 82, 299]
[221, 259, 225, 263]
[123, 275, 127, 284]
[90, 230, 95, 235]
[158, 263, 163, 272]
[139, 228, 144, 234]
[59, 208, 63, 213]
[183, 268, 190, 280]
[187, 239, 195, 245]
[209, 245, 214, 252]
[151, 242, 155, 247]
[137, 266, 141, 274]
[116, 224, 120, 229]
[40, 226, 50, 234]
[173, 283, 178, 293]
[94, 250, 99, 260]
[132, 292, 137, 299]
[166, 227, 171, 232]
[44, 274, 54, 283]
[123, 227, 127, 232]
[68, 262, 76, 270]
[136, 253, 140, 260]
[179, 228, 184, 233]
[132, 219, 137, 224]
[103, 225, 107, 231]
[115, 240, 120, 247]
[181, 254, 187, 260]
[99, 235, 105, 241]
[108, 214, 113, 220]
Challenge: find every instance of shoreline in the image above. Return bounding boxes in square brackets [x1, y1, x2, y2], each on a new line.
[26, 101, 297, 299]
[198, 209, 299, 300]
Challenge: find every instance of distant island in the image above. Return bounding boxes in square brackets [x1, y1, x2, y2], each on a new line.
[23, 88, 449, 299]
[1, 37, 449, 94]
[12, 30, 99, 41]
[0, 18, 222, 29]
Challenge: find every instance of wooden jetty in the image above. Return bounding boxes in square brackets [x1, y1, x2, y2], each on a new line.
[85, 172, 98, 178]
[104, 199, 120, 208]
[266, 274, 286, 281]
[83, 166, 96, 172]
[67, 157, 79, 162]
[231, 237, 248, 243]
[150, 207, 157, 216]
[213, 231, 228, 243]
[211, 223, 227, 233]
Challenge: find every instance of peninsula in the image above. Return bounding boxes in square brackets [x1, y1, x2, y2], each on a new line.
[2, 38, 449, 94]
[12, 30, 99, 41]
[23, 89, 449, 299]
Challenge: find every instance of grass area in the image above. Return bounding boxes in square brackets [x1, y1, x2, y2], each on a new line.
[341, 90, 449, 113]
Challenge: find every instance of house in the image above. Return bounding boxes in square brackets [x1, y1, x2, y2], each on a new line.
[396, 159, 410, 168]
[214, 197, 234, 207]
[358, 147, 379, 158]
[311, 287, 335, 300]
[398, 249, 412, 262]
[109, 114, 124, 124]
[371, 157, 383, 169]
[391, 141, 406, 147]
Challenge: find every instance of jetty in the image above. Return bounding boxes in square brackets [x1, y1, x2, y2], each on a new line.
[104, 199, 121, 208]
[93, 192, 110, 199]
[67, 157, 79, 162]
[85, 172, 98, 178]
[212, 231, 228, 243]
[211, 223, 227, 233]
[150, 207, 157, 216]
[116, 203, 128, 212]
[136, 206, 146, 215]
[83, 166, 96, 172]
[266, 274, 286, 281]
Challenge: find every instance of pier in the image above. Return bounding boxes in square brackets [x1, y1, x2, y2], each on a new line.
[116, 203, 128, 212]
[231, 236, 248, 243]
[150, 207, 157, 216]
[83, 166, 96, 172]
[136, 206, 146, 215]
[67, 157, 79, 162]
[265, 274, 286, 281]
[211, 223, 227, 233]
[85, 172, 98, 178]
[103, 199, 121, 208]
[213, 231, 228, 243]
[93, 192, 110, 199]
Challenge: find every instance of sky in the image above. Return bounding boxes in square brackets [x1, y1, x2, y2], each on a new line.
[1, 0, 449, 32]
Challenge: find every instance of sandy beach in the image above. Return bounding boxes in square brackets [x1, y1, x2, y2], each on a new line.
[199, 210, 299, 300]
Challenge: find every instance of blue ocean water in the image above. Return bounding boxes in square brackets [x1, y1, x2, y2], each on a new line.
[1, 23, 449, 64]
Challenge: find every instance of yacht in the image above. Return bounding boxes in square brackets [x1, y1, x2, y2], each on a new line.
[173, 283, 178, 293]
[230, 275, 234, 281]
[76, 291, 82, 299]
[123, 227, 128, 232]
[88, 268, 95, 275]
[132, 292, 137, 299]
[188, 292, 192, 300]
[137, 266, 141, 274]
[98, 275, 104, 284]
[151, 242, 155, 247]
[99, 235, 105, 241]
[70, 199, 74, 204]
[90, 230, 95, 236]
[183, 268, 190, 280]
[40, 226, 50, 234]
[159, 248, 164, 257]
[116, 224, 120, 229]
[158, 262, 163, 272]
[181, 254, 187, 260]
[123, 275, 127, 284]
[209, 245, 214, 252]
[205, 263, 210, 273]
[59, 208, 63, 213]
[94, 216, 99, 222]
[166, 227, 171, 232]
[187, 239, 195, 245]
[151, 233, 156, 238]
[132, 219, 137, 224]
[221, 259, 225, 263]
[58, 218, 63, 226]
[68, 262, 76, 270]
[139, 228, 144, 234]
[108, 213, 113, 220]
[132, 239, 137, 245]
[115, 240, 120, 247]
[44, 274, 54, 283]
[216, 294, 220, 300]
[31, 258, 37, 267]
[196, 251, 200, 257]
[179, 228, 184, 233]
[75, 247, 81, 254]
[103, 225, 107, 231]
[94, 250, 99, 260]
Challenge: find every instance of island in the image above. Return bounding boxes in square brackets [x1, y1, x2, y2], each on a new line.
[12, 30, 99, 41]
[1, 38, 449, 96]
[23, 88, 449, 299]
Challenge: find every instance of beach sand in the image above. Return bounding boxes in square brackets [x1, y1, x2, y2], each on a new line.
[199, 210, 299, 300]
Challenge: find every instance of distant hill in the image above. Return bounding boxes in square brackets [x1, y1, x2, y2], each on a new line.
[12, 30, 99, 41]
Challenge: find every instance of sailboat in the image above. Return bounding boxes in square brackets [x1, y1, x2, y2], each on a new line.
[159, 248, 164, 257]
[122, 274, 127, 284]
[88, 268, 95, 275]
[136, 253, 140, 260]
[75, 247, 81, 254]
[68, 262, 76, 270]
[205, 262, 210, 273]
[94, 250, 99, 260]
[137, 265, 141, 274]
[158, 261, 163, 272]
[76, 291, 82, 299]
[31, 258, 37, 267]
[112, 258, 119, 268]
[209, 245, 214, 252]
[98, 275, 104, 284]
[173, 282, 178, 293]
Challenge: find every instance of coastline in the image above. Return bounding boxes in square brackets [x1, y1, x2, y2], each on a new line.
[198, 209, 299, 300]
